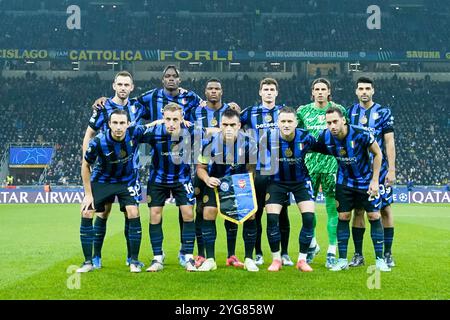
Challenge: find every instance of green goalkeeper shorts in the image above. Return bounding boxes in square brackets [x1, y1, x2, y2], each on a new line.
[310, 173, 336, 198]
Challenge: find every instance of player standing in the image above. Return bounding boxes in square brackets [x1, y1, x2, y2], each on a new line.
[312, 107, 391, 272]
[240, 78, 293, 267]
[262, 107, 317, 272]
[196, 108, 259, 272]
[296, 78, 347, 268]
[77, 110, 146, 273]
[347, 77, 396, 268]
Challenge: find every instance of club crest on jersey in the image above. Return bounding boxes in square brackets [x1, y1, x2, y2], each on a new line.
[194, 187, 200, 195]
[360, 115, 368, 125]
[220, 182, 230, 192]
[238, 179, 246, 189]
[147, 195, 152, 203]
[130, 104, 136, 114]
[210, 118, 218, 127]
[318, 115, 326, 122]
[339, 148, 346, 156]
[265, 114, 272, 123]
[203, 195, 209, 203]
[285, 148, 293, 157]
[120, 150, 127, 158]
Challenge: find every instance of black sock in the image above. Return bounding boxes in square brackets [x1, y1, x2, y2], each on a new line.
[124, 216, 130, 259]
[202, 219, 216, 259]
[369, 219, 384, 259]
[279, 205, 290, 255]
[224, 220, 238, 257]
[352, 227, 365, 255]
[254, 188, 265, 256]
[384, 227, 394, 255]
[93, 216, 107, 258]
[195, 204, 205, 257]
[266, 213, 280, 253]
[178, 208, 184, 253]
[243, 219, 257, 259]
[128, 217, 142, 261]
[182, 221, 196, 255]
[337, 219, 350, 259]
[299, 212, 314, 254]
[149, 222, 164, 256]
[80, 217, 93, 262]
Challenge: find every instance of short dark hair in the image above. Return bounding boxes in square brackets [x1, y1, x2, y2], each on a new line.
[109, 109, 129, 121]
[278, 106, 297, 116]
[162, 65, 180, 78]
[259, 78, 279, 90]
[206, 78, 221, 86]
[114, 71, 133, 83]
[222, 107, 240, 120]
[356, 76, 374, 87]
[326, 106, 344, 118]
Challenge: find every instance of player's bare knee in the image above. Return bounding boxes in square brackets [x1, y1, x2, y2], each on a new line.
[150, 207, 163, 223]
[338, 212, 351, 220]
[126, 206, 139, 219]
[180, 206, 194, 222]
[203, 207, 217, 220]
[367, 212, 381, 220]
[82, 210, 94, 218]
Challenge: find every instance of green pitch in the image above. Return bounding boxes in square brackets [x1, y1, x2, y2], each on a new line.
[0, 203, 448, 300]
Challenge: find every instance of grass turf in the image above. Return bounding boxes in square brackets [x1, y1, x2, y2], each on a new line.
[0, 203, 448, 300]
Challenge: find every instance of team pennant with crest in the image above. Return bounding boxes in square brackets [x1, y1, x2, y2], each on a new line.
[214, 173, 257, 224]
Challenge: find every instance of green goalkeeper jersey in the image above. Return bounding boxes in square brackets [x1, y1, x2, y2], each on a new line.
[296, 101, 347, 174]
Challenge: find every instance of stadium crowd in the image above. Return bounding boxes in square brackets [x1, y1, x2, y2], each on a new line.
[0, 74, 448, 186]
[0, 4, 449, 51]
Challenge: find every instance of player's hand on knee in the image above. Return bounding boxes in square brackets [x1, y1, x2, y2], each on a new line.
[81, 195, 95, 214]
[92, 97, 107, 110]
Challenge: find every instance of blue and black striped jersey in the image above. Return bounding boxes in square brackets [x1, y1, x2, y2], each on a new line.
[189, 103, 229, 129]
[142, 124, 201, 184]
[261, 128, 316, 182]
[88, 98, 147, 132]
[85, 125, 147, 183]
[348, 103, 394, 180]
[240, 104, 283, 171]
[313, 125, 376, 189]
[136, 88, 202, 122]
[199, 131, 257, 178]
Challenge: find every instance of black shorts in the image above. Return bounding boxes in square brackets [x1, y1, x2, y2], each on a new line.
[335, 184, 381, 213]
[201, 185, 218, 208]
[193, 175, 206, 203]
[91, 180, 141, 213]
[265, 180, 314, 205]
[255, 174, 290, 207]
[380, 183, 394, 209]
[146, 179, 195, 207]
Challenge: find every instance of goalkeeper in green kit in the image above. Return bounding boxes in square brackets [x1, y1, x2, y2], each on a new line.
[296, 78, 347, 268]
